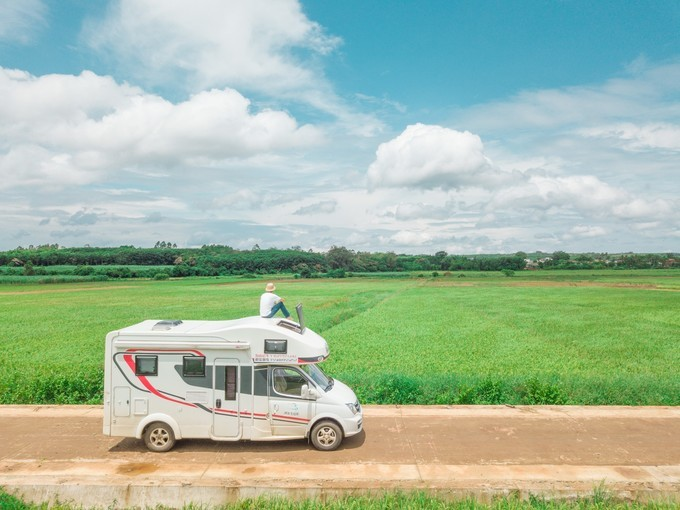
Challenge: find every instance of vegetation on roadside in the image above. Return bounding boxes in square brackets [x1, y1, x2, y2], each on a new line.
[1, 271, 678, 406]
[1, 488, 678, 509]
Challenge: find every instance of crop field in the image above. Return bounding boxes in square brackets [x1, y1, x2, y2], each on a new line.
[0, 270, 678, 405]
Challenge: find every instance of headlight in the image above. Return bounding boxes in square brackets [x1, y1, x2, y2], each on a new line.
[346, 401, 361, 415]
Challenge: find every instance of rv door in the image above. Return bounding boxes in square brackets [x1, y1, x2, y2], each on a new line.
[212, 358, 240, 438]
[269, 366, 314, 437]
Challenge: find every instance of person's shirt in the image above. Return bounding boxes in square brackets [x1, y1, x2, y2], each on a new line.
[260, 292, 280, 317]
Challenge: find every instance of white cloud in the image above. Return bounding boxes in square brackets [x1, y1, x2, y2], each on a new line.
[394, 202, 451, 221]
[562, 225, 607, 240]
[0, 67, 322, 191]
[0, 0, 47, 44]
[490, 175, 626, 213]
[0, 145, 103, 191]
[460, 60, 680, 133]
[85, 0, 339, 94]
[212, 189, 261, 210]
[367, 123, 514, 190]
[612, 198, 675, 220]
[579, 122, 680, 152]
[490, 174, 676, 223]
[294, 200, 337, 215]
[383, 230, 434, 247]
[80, 0, 385, 135]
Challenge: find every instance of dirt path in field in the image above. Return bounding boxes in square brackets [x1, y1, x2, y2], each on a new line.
[0, 285, 138, 296]
[1, 405, 678, 507]
[428, 280, 678, 291]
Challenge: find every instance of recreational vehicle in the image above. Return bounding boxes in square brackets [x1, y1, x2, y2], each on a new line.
[103, 307, 362, 451]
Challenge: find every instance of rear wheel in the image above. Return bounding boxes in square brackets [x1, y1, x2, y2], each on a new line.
[310, 420, 343, 451]
[143, 421, 176, 452]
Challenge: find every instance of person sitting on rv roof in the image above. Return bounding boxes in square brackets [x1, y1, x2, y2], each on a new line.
[260, 282, 291, 319]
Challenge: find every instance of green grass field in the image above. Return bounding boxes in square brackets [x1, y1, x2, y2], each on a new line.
[1, 270, 678, 405]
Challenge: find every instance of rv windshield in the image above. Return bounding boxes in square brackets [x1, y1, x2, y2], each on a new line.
[300, 363, 333, 392]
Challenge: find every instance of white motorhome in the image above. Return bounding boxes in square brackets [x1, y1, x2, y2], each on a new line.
[103, 307, 362, 452]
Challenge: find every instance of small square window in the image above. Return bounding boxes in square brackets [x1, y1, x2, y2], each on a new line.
[265, 339, 287, 354]
[135, 355, 158, 376]
[183, 356, 206, 377]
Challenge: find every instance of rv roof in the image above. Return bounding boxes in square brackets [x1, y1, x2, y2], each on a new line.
[118, 316, 300, 336]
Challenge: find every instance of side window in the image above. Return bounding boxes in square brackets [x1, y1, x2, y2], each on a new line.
[183, 356, 206, 377]
[272, 367, 307, 398]
[135, 355, 158, 376]
[225, 366, 237, 400]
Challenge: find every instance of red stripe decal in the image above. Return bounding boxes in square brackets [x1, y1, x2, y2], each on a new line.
[271, 414, 310, 424]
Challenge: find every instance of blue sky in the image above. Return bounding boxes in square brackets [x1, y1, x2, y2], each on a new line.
[0, 0, 678, 254]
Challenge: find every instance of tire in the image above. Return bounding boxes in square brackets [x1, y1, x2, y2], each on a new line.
[143, 421, 176, 452]
[310, 420, 343, 451]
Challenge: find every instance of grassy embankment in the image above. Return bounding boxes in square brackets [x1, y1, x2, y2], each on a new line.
[2, 488, 679, 509]
[0, 270, 678, 405]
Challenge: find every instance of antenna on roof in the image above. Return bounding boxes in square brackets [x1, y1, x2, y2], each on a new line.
[295, 303, 306, 334]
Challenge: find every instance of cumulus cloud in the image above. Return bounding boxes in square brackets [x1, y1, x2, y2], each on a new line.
[0, 0, 47, 44]
[367, 124, 514, 191]
[80, 0, 383, 133]
[0, 67, 321, 191]
[364, 117, 677, 249]
[85, 0, 339, 92]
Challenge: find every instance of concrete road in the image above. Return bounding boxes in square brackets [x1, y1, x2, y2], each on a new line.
[1, 405, 679, 508]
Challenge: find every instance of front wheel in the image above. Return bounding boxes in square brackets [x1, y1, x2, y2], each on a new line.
[310, 420, 343, 451]
[143, 421, 176, 452]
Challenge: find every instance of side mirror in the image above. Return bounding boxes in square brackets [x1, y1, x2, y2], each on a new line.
[302, 384, 318, 400]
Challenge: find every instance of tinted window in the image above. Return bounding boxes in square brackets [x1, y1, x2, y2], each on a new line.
[135, 355, 157, 376]
[183, 356, 206, 377]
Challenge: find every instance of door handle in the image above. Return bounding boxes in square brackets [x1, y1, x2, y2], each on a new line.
[216, 399, 222, 408]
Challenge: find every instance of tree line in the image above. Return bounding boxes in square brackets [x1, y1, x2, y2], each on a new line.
[1, 244, 677, 279]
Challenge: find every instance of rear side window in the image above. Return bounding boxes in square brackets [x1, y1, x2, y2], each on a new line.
[183, 356, 206, 377]
[135, 355, 158, 376]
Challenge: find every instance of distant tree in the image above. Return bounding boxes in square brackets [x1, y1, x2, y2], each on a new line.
[552, 251, 570, 261]
[326, 246, 355, 270]
[23, 261, 35, 276]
